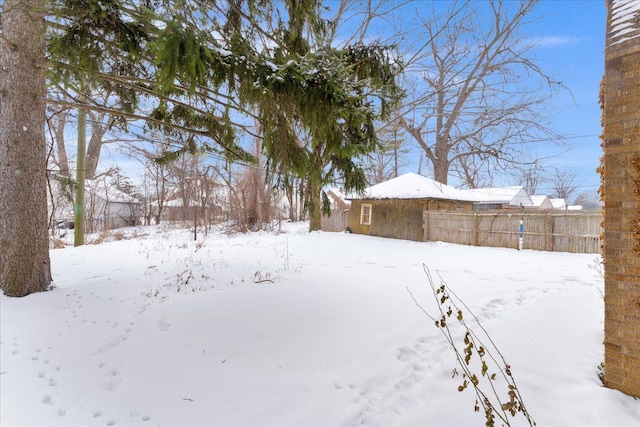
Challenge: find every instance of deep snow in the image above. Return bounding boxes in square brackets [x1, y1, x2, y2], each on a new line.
[1, 222, 639, 427]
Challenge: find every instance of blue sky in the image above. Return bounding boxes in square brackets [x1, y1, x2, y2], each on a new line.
[380, 0, 606, 196]
[101, 0, 607, 200]
[525, 0, 605, 196]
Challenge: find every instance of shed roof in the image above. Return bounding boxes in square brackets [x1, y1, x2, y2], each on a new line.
[349, 173, 478, 202]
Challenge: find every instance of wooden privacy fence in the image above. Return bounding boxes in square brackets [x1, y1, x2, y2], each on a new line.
[321, 209, 349, 232]
[424, 211, 602, 254]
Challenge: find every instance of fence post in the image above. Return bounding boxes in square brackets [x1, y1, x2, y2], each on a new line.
[474, 213, 479, 246]
[545, 213, 553, 252]
[518, 217, 524, 250]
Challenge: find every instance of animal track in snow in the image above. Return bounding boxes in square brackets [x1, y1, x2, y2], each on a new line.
[157, 318, 171, 332]
[348, 337, 446, 426]
[104, 369, 123, 392]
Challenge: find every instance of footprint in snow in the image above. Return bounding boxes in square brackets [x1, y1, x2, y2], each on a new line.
[157, 319, 171, 332]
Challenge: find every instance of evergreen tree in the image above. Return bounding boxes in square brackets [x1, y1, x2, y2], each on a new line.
[0, 0, 52, 297]
[1, 0, 402, 295]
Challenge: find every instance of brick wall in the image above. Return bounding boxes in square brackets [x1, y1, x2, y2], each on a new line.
[602, 0, 640, 397]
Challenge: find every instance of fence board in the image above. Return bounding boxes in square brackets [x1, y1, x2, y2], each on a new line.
[321, 209, 349, 232]
[424, 211, 602, 254]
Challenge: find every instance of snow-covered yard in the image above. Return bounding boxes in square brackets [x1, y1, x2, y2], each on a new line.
[1, 222, 639, 426]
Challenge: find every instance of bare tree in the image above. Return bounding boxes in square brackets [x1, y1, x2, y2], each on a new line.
[520, 166, 545, 195]
[363, 115, 410, 184]
[450, 156, 492, 189]
[398, 0, 564, 185]
[549, 168, 578, 201]
[48, 88, 132, 180]
[47, 108, 72, 176]
[573, 191, 601, 211]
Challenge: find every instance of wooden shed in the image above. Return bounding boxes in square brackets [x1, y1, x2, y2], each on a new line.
[346, 173, 476, 241]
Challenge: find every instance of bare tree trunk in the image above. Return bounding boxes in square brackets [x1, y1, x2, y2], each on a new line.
[50, 110, 70, 176]
[0, 0, 52, 297]
[398, 0, 562, 185]
[433, 147, 450, 185]
[85, 112, 114, 179]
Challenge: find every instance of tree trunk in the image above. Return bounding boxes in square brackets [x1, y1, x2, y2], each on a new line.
[0, 0, 52, 297]
[52, 110, 70, 176]
[433, 159, 450, 185]
[85, 113, 112, 179]
[74, 107, 86, 246]
[307, 177, 322, 232]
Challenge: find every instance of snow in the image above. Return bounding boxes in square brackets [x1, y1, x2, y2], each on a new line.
[550, 198, 567, 210]
[351, 173, 478, 201]
[463, 186, 534, 207]
[609, 0, 640, 45]
[529, 195, 552, 209]
[2, 222, 639, 427]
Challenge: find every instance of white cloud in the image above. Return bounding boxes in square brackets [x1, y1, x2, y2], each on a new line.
[526, 35, 581, 47]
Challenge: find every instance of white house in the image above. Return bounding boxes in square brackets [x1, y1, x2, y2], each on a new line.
[86, 182, 141, 231]
[462, 186, 534, 211]
[530, 195, 555, 210]
[550, 198, 568, 210]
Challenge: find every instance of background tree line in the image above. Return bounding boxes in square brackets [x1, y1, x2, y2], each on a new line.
[2, 0, 577, 297]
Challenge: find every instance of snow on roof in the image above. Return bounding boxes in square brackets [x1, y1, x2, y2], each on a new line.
[462, 186, 534, 206]
[327, 187, 347, 201]
[86, 180, 140, 204]
[550, 198, 567, 210]
[326, 188, 351, 208]
[609, 0, 640, 45]
[349, 173, 479, 202]
[530, 195, 554, 209]
[530, 195, 548, 205]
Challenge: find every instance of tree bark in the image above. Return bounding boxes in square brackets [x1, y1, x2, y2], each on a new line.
[51, 110, 70, 176]
[0, 0, 52, 297]
[307, 177, 322, 232]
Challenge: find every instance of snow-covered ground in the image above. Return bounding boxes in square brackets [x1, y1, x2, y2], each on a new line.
[1, 222, 639, 427]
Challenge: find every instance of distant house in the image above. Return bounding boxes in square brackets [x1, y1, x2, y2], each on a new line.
[530, 195, 555, 210]
[462, 186, 534, 211]
[550, 198, 567, 210]
[86, 185, 141, 231]
[99, 199, 141, 229]
[346, 173, 476, 241]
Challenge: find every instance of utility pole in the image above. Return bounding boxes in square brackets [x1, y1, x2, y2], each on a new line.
[74, 106, 86, 246]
